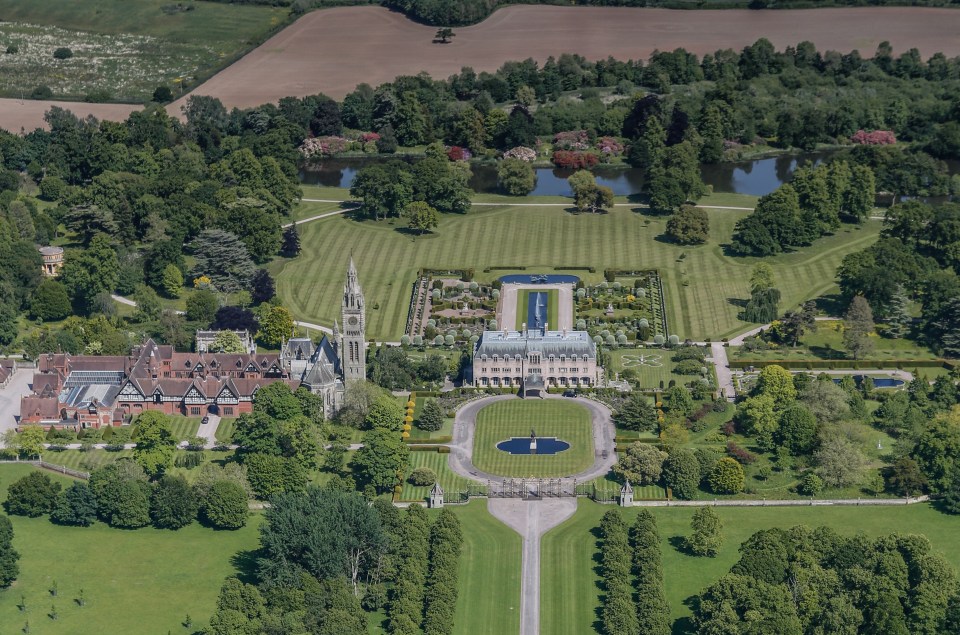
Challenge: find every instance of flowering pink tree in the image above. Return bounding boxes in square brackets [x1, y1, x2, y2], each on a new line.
[596, 137, 624, 156]
[851, 130, 897, 145]
[553, 130, 590, 151]
[503, 146, 536, 162]
[447, 146, 472, 161]
[552, 151, 599, 169]
[298, 136, 351, 159]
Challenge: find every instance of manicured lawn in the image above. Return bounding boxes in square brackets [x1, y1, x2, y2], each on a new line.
[165, 416, 201, 441]
[399, 451, 475, 503]
[514, 289, 559, 331]
[42, 448, 133, 472]
[214, 418, 237, 444]
[731, 320, 939, 362]
[447, 501, 522, 635]
[275, 202, 881, 341]
[606, 348, 707, 391]
[541, 499, 960, 634]
[0, 464, 260, 634]
[472, 400, 594, 477]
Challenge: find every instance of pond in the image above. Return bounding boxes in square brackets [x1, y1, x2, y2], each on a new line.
[496, 437, 571, 455]
[832, 375, 905, 388]
[499, 274, 580, 284]
[299, 151, 836, 197]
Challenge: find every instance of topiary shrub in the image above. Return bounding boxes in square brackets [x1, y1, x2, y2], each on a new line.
[52, 47, 73, 59]
[408, 467, 437, 486]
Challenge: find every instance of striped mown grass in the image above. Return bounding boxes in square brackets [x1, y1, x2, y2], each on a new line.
[399, 450, 473, 502]
[166, 417, 201, 442]
[214, 418, 237, 443]
[447, 501, 522, 635]
[275, 203, 881, 341]
[472, 400, 594, 477]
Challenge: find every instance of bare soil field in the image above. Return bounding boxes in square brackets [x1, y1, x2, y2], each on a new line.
[0, 98, 140, 132]
[4, 5, 960, 131]
[169, 5, 960, 108]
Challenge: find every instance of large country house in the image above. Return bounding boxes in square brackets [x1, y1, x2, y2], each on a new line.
[19, 261, 368, 430]
[471, 326, 598, 397]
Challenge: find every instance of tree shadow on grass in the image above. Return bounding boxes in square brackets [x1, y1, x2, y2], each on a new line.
[808, 345, 845, 360]
[590, 525, 605, 633]
[668, 534, 693, 555]
[230, 548, 262, 585]
[393, 226, 437, 238]
[814, 293, 846, 316]
[726, 297, 748, 309]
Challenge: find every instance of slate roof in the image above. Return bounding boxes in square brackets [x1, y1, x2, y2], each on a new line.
[475, 330, 596, 359]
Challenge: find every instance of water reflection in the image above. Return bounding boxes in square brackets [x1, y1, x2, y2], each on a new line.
[299, 151, 835, 197]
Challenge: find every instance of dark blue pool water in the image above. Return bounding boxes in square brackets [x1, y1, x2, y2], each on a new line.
[832, 375, 904, 388]
[499, 274, 580, 284]
[496, 437, 570, 455]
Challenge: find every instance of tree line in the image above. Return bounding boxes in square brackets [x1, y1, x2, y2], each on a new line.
[693, 525, 960, 634]
[597, 508, 670, 635]
[207, 491, 463, 635]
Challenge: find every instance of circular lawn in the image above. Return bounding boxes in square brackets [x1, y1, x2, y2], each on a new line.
[472, 399, 594, 478]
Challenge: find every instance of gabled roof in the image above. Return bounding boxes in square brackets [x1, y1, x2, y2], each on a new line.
[21, 397, 59, 419]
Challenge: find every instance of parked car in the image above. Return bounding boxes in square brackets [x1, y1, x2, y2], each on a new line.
[201, 416, 210, 425]
[562, 390, 577, 398]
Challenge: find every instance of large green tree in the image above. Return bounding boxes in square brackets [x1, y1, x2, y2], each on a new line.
[665, 204, 709, 244]
[352, 429, 409, 494]
[133, 411, 177, 479]
[258, 487, 387, 594]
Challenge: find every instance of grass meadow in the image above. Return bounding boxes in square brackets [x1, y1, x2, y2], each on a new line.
[0, 464, 261, 635]
[275, 199, 881, 342]
[472, 400, 594, 477]
[540, 499, 960, 635]
[0, 0, 286, 100]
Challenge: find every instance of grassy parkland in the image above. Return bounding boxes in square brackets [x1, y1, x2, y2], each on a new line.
[472, 400, 594, 477]
[0, 464, 261, 635]
[541, 499, 960, 634]
[275, 196, 882, 342]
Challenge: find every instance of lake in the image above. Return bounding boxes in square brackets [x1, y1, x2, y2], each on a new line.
[300, 151, 836, 197]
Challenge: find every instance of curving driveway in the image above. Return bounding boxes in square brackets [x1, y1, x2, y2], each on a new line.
[446, 394, 617, 484]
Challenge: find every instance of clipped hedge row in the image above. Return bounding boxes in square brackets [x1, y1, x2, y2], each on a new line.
[729, 358, 951, 370]
[599, 509, 638, 634]
[423, 510, 464, 635]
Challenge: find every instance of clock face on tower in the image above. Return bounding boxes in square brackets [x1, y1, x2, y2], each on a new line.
[348, 317, 359, 326]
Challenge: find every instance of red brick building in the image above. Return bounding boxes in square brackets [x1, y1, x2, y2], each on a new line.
[19, 340, 295, 430]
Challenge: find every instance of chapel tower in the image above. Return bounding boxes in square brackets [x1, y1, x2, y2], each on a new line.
[341, 257, 366, 381]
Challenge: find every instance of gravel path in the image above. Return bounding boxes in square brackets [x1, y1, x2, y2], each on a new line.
[488, 498, 577, 635]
